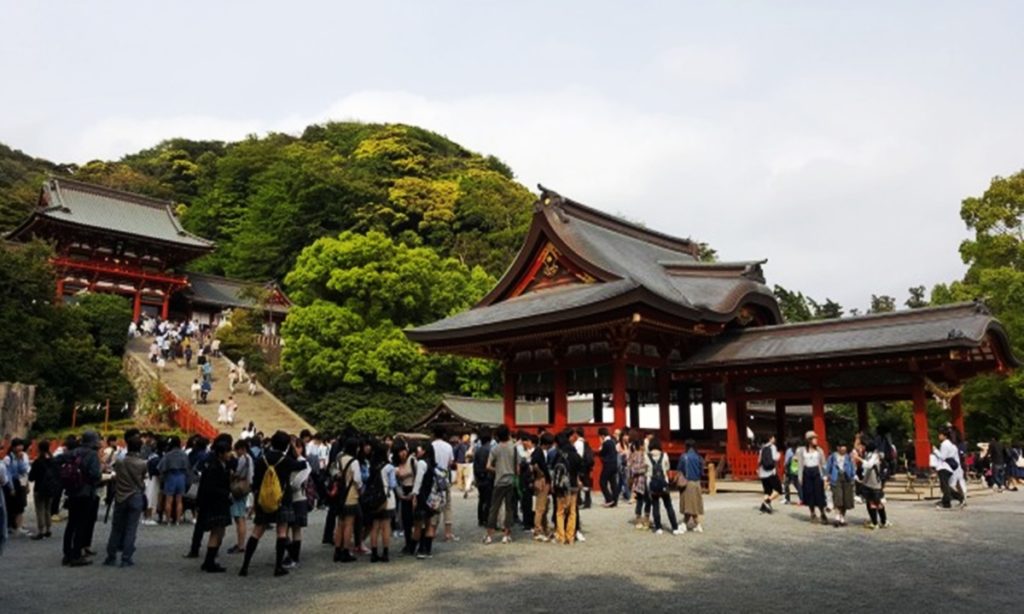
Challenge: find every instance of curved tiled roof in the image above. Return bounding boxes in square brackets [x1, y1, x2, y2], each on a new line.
[8, 177, 213, 251]
[676, 302, 1020, 370]
[408, 187, 780, 344]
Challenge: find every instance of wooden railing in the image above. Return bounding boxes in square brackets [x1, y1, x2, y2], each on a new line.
[158, 383, 219, 439]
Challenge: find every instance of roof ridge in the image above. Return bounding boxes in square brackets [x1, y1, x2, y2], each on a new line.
[537, 185, 699, 257]
[51, 176, 175, 210]
[736, 301, 988, 335]
[185, 270, 278, 286]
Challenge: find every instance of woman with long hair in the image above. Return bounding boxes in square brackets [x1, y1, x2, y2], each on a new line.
[227, 439, 253, 554]
[410, 442, 440, 559]
[628, 439, 650, 530]
[798, 432, 828, 523]
[368, 441, 397, 562]
[28, 439, 59, 539]
[392, 440, 416, 555]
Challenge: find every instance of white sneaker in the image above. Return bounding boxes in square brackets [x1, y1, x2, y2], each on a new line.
[694, 524, 704, 533]
[672, 529, 685, 536]
[575, 531, 586, 542]
[501, 535, 511, 544]
[654, 529, 664, 535]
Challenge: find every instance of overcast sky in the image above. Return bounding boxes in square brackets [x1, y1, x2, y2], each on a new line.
[2, 1, 1022, 311]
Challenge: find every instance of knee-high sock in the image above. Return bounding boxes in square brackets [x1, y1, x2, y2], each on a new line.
[203, 545, 219, 567]
[240, 536, 258, 572]
[288, 540, 301, 563]
[878, 507, 887, 524]
[274, 537, 287, 570]
[867, 507, 878, 525]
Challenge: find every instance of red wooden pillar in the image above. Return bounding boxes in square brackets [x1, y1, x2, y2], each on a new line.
[950, 393, 965, 438]
[502, 368, 516, 427]
[55, 278, 65, 304]
[725, 395, 741, 461]
[701, 383, 714, 431]
[912, 380, 931, 470]
[553, 367, 568, 429]
[657, 369, 671, 442]
[856, 400, 869, 434]
[132, 291, 143, 322]
[612, 360, 627, 430]
[774, 399, 786, 445]
[811, 390, 828, 453]
[161, 292, 170, 320]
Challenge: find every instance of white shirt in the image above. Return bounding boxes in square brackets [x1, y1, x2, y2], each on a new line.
[432, 439, 455, 472]
[574, 439, 585, 457]
[217, 403, 228, 421]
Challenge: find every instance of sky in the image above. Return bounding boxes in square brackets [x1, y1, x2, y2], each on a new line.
[2, 1, 1023, 312]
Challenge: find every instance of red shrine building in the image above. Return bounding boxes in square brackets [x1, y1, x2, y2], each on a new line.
[7, 178, 290, 331]
[407, 187, 1017, 477]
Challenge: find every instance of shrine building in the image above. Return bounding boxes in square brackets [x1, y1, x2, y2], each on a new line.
[406, 187, 1018, 478]
[6, 178, 290, 332]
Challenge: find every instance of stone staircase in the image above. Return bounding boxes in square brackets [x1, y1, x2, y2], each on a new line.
[125, 337, 313, 437]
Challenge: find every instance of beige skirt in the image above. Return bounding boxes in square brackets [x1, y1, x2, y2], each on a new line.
[680, 482, 704, 516]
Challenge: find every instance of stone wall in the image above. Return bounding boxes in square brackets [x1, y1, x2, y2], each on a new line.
[0, 382, 36, 439]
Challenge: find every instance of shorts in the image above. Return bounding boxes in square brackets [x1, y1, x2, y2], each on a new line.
[230, 496, 248, 519]
[163, 471, 187, 496]
[760, 475, 783, 496]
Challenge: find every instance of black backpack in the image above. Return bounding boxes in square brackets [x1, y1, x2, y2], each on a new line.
[759, 445, 775, 471]
[551, 451, 571, 496]
[473, 442, 492, 482]
[648, 453, 668, 495]
[359, 463, 387, 511]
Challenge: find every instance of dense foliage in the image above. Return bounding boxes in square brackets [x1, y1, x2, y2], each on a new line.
[931, 170, 1024, 441]
[0, 242, 135, 431]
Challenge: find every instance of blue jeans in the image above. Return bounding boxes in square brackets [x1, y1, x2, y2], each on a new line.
[106, 493, 144, 562]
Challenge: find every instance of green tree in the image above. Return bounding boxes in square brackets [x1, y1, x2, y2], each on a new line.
[905, 285, 928, 309]
[281, 231, 496, 395]
[868, 294, 896, 314]
[931, 170, 1024, 440]
[71, 293, 133, 354]
[347, 408, 395, 436]
[0, 242, 134, 431]
[773, 285, 813, 323]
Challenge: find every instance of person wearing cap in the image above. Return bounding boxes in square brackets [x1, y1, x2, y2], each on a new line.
[796, 431, 828, 524]
[63, 430, 102, 566]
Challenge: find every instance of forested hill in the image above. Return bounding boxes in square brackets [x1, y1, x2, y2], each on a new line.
[0, 123, 536, 281]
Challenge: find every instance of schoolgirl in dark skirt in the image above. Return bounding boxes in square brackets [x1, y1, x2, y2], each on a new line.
[238, 431, 306, 578]
[197, 440, 233, 573]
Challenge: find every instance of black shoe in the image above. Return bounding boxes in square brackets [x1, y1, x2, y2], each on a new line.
[44, 532, 52, 538]
[274, 567, 289, 577]
[183, 551, 200, 559]
[69, 557, 93, 567]
[759, 502, 768, 513]
[370, 552, 381, 563]
[83, 548, 97, 557]
[62, 556, 71, 566]
[238, 568, 249, 577]
[340, 552, 356, 563]
[31, 534, 45, 541]
[201, 563, 227, 573]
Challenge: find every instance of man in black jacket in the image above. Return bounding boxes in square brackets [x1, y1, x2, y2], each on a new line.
[598, 427, 619, 507]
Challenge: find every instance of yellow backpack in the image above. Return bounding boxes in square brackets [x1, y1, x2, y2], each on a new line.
[257, 455, 285, 513]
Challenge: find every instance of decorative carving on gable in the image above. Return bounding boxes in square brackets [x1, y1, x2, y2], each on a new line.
[508, 242, 598, 299]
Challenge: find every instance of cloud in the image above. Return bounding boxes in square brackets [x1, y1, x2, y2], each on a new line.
[18, 82, 1022, 311]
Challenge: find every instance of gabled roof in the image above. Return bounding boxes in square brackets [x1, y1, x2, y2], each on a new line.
[7, 178, 214, 251]
[676, 302, 1020, 371]
[184, 272, 290, 314]
[407, 187, 780, 345]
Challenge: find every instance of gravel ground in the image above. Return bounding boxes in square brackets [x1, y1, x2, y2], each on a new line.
[1, 488, 1021, 613]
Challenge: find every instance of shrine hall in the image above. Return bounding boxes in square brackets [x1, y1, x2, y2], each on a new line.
[6, 178, 291, 332]
[407, 187, 1018, 478]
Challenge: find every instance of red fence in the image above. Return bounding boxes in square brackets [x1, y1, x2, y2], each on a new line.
[158, 384, 219, 439]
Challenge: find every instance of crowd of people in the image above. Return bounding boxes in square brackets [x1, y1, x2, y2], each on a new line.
[2, 419, 1022, 568]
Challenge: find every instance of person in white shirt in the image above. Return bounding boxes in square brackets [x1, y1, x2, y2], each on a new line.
[431, 428, 457, 542]
[757, 435, 783, 514]
[217, 400, 228, 424]
[190, 379, 201, 404]
[932, 428, 966, 509]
